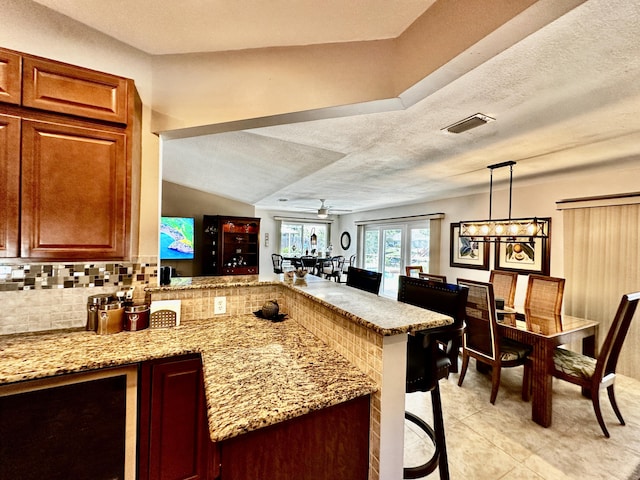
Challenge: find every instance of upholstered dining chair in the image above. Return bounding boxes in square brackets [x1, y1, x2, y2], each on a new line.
[457, 278, 532, 404]
[418, 273, 447, 283]
[300, 255, 317, 274]
[399, 276, 469, 480]
[405, 266, 423, 277]
[346, 266, 382, 294]
[271, 253, 284, 274]
[397, 276, 468, 374]
[524, 274, 565, 314]
[552, 291, 640, 437]
[489, 270, 518, 308]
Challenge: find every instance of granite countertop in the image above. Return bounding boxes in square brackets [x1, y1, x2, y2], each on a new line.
[146, 274, 454, 336]
[285, 275, 453, 335]
[0, 315, 377, 443]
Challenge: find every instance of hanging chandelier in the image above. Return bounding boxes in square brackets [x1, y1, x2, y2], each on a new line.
[458, 161, 549, 242]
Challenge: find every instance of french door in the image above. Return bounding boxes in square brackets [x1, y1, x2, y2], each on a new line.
[363, 223, 430, 298]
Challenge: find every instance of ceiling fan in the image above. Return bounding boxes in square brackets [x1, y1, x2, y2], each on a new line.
[302, 199, 351, 218]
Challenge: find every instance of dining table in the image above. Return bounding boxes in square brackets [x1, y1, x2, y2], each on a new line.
[497, 308, 599, 428]
[284, 256, 332, 276]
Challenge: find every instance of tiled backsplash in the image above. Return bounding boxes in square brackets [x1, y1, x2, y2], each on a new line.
[0, 261, 157, 291]
[0, 258, 157, 335]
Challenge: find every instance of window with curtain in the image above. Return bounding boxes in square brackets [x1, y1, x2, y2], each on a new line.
[562, 201, 640, 380]
[279, 221, 329, 256]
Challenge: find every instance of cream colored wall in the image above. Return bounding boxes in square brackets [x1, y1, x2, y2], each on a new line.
[150, 41, 396, 132]
[1, 0, 159, 259]
[338, 161, 640, 306]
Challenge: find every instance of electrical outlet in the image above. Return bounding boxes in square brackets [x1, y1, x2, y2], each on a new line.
[214, 296, 226, 314]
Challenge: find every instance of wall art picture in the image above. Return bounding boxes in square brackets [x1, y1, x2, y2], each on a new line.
[494, 218, 551, 275]
[449, 223, 490, 270]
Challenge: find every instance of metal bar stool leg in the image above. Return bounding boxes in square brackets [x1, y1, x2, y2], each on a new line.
[404, 382, 450, 479]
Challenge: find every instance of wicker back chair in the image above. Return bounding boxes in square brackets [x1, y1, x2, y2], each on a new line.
[489, 270, 518, 308]
[524, 274, 565, 314]
[457, 278, 532, 404]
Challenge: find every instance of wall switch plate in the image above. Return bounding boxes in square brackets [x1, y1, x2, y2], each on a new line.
[214, 296, 226, 314]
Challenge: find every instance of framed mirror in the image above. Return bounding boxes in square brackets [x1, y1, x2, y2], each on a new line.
[340, 231, 351, 250]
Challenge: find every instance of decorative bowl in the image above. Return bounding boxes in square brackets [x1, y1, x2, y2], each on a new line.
[294, 269, 308, 279]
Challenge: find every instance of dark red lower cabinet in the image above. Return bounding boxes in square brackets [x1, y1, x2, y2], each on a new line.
[218, 395, 370, 480]
[138, 355, 212, 480]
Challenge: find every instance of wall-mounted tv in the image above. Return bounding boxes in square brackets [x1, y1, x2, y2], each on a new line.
[160, 216, 195, 260]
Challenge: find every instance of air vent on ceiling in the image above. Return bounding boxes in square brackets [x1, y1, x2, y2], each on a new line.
[442, 113, 495, 134]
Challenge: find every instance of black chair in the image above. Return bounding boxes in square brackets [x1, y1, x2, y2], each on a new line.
[552, 291, 640, 437]
[271, 253, 284, 274]
[345, 266, 382, 294]
[398, 276, 469, 480]
[300, 255, 317, 274]
[322, 255, 345, 282]
[397, 276, 468, 373]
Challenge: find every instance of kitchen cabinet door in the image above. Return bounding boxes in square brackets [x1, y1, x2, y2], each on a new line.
[0, 49, 21, 105]
[22, 56, 129, 124]
[0, 114, 20, 257]
[20, 119, 129, 260]
[140, 356, 211, 480]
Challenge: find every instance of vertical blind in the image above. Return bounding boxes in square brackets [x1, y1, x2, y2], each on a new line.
[562, 204, 640, 379]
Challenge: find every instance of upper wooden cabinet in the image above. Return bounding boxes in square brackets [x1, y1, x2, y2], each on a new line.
[0, 47, 129, 124]
[22, 57, 129, 124]
[20, 119, 129, 260]
[0, 49, 21, 106]
[0, 46, 137, 261]
[0, 114, 20, 258]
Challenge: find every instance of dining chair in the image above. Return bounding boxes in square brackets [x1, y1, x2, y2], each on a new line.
[342, 254, 356, 278]
[418, 273, 447, 283]
[489, 270, 518, 308]
[399, 276, 469, 480]
[405, 266, 423, 277]
[271, 253, 284, 274]
[346, 267, 382, 294]
[552, 291, 640, 437]
[322, 256, 345, 282]
[524, 274, 565, 314]
[300, 255, 317, 274]
[457, 278, 532, 404]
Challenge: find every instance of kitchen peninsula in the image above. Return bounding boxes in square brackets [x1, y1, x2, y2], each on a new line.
[0, 275, 452, 480]
[147, 274, 453, 480]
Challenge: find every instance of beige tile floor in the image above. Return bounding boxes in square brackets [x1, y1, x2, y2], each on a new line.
[405, 363, 640, 480]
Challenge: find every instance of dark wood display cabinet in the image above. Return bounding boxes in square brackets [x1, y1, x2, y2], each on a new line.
[202, 215, 260, 276]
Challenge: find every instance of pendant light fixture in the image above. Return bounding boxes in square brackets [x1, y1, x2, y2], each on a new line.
[458, 161, 549, 242]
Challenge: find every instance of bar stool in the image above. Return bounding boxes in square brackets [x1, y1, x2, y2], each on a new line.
[405, 329, 452, 479]
[399, 276, 469, 479]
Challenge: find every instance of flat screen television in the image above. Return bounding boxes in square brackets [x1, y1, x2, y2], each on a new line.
[160, 216, 195, 260]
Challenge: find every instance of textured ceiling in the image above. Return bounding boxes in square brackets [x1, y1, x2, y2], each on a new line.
[35, 0, 640, 216]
